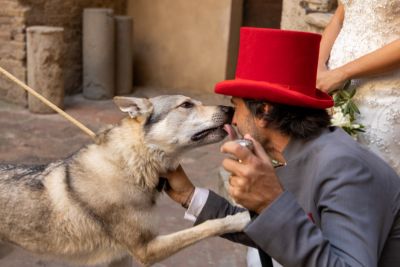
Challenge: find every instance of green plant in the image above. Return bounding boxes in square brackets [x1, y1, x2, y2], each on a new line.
[331, 81, 365, 137]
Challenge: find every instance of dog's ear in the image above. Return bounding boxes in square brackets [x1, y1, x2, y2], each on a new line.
[113, 96, 153, 120]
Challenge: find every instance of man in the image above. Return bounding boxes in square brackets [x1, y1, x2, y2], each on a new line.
[165, 28, 400, 266]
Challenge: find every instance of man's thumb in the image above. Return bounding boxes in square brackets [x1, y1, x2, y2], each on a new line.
[243, 134, 272, 164]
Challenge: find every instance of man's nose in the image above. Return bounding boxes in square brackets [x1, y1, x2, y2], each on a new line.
[219, 105, 234, 123]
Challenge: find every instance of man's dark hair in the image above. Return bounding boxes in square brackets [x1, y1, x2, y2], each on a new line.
[243, 99, 331, 140]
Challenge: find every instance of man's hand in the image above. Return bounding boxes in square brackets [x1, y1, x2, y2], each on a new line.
[164, 165, 195, 206]
[221, 135, 283, 214]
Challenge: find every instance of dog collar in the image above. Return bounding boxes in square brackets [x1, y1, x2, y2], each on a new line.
[156, 177, 168, 192]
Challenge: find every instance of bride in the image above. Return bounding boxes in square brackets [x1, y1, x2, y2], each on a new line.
[317, 0, 400, 174]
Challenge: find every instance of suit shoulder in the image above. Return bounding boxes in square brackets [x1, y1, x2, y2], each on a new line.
[310, 128, 377, 164]
[310, 129, 399, 184]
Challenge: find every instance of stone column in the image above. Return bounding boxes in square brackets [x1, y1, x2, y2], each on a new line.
[83, 8, 115, 99]
[115, 16, 133, 95]
[27, 26, 64, 114]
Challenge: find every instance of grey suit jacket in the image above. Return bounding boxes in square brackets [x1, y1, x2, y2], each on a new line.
[195, 127, 400, 267]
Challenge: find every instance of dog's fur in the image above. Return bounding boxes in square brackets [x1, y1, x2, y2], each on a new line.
[0, 95, 250, 266]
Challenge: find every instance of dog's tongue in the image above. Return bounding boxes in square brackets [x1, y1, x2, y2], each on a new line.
[223, 124, 239, 140]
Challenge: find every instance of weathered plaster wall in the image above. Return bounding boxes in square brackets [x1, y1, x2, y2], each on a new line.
[127, 0, 243, 94]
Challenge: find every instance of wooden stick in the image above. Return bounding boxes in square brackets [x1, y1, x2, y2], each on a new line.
[0, 66, 97, 140]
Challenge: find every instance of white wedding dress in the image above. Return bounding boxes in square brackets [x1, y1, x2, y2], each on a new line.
[328, 0, 400, 174]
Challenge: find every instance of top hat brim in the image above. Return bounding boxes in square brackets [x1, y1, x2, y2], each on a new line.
[215, 79, 334, 109]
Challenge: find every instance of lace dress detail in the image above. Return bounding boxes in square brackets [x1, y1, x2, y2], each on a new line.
[328, 0, 400, 174]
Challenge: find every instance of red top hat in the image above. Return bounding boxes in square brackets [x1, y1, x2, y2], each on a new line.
[215, 27, 333, 109]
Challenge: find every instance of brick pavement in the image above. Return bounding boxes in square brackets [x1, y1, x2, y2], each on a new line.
[0, 88, 247, 267]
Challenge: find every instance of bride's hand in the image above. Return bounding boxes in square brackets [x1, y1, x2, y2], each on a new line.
[317, 68, 348, 94]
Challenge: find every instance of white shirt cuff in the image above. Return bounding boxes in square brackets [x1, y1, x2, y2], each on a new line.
[184, 187, 210, 222]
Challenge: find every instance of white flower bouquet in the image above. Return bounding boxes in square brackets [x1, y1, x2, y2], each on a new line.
[330, 81, 365, 137]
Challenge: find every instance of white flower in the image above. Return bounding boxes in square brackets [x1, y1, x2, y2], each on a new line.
[331, 107, 352, 128]
[332, 81, 365, 137]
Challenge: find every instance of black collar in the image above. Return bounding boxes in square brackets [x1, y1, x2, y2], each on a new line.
[156, 177, 168, 192]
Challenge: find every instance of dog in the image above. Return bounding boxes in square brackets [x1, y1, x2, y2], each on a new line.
[0, 95, 250, 266]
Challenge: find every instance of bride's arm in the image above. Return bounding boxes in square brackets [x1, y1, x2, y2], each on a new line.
[339, 39, 400, 79]
[317, 39, 400, 93]
[318, 3, 345, 72]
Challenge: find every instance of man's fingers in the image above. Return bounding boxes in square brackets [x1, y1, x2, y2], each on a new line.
[165, 165, 188, 183]
[222, 158, 249, 177]
[221, 140, 253, 163]
[229, 175, 248, 188]
[243, 134, 273, 165]
[228, 184, 245, 202]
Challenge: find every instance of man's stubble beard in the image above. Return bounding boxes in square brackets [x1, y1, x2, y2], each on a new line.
[240, 118, 274, 154]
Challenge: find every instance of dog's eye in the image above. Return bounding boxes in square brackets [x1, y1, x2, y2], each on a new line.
[179, 101, 194, 109]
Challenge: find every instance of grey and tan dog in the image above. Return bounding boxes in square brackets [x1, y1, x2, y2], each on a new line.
[0, 95, 250, 266]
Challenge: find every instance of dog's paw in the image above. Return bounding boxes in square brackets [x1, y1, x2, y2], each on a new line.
[222, 211, 251, 233]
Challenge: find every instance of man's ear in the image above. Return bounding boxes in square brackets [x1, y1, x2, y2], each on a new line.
[255, 103, 270, 128]
[262, 103, 271, 114]
[113, 96, 153, 119]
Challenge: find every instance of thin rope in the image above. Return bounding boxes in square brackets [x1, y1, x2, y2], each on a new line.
[0, 66, 96, 140]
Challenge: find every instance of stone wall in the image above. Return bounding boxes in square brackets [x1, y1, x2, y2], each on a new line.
[281, 0, 336, 33]
[0, 0, 126, 106]
[0, 0, 29, 105]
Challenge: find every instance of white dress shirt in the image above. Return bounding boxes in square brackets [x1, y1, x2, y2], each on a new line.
[184, 187, 209, 222]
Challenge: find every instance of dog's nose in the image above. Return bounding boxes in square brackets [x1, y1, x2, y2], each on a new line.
[219, 105, 234, 122]
[219, 105, 234, 114]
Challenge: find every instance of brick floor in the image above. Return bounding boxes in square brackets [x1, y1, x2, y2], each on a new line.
[0, 88, 247, 267]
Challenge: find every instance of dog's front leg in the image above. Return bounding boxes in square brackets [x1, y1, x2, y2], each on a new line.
[132, 211, 250, 266]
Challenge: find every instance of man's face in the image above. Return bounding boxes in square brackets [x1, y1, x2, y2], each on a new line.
[230, 97, 263, 141]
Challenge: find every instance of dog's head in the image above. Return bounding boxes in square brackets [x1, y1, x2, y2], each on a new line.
[114, 95, 234, 155]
